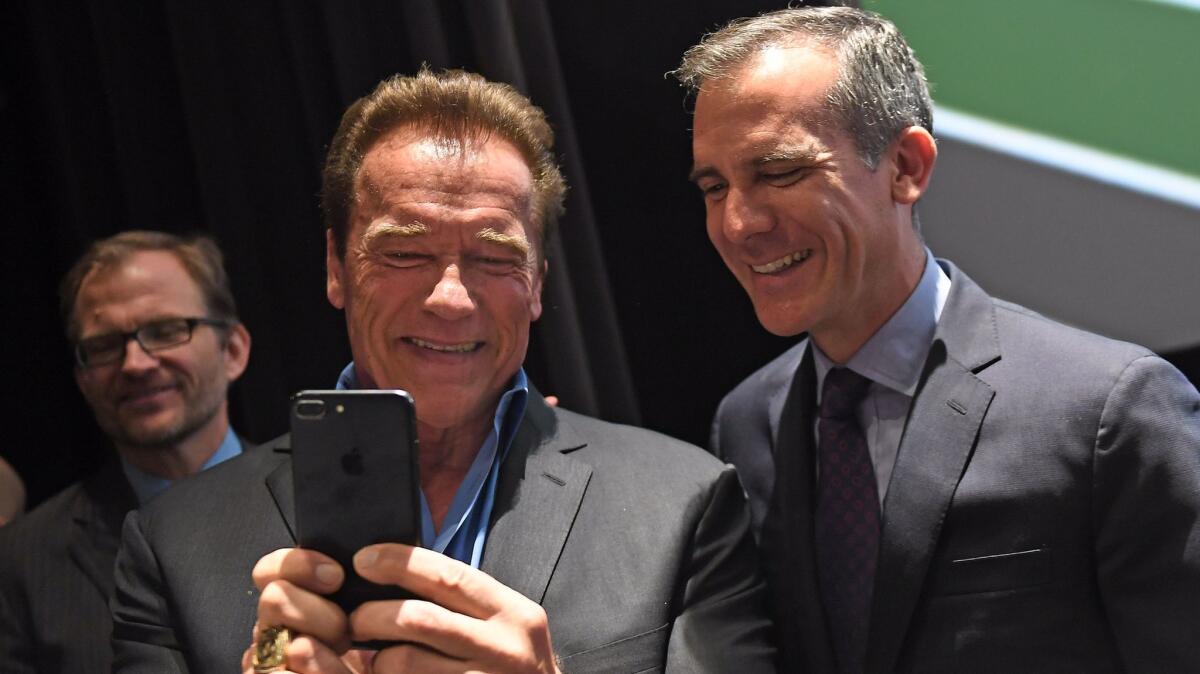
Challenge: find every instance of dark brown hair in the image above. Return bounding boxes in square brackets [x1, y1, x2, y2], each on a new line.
[321, 68, 567, 260]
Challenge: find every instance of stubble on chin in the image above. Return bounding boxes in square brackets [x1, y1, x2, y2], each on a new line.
[107, 383, 226, 452]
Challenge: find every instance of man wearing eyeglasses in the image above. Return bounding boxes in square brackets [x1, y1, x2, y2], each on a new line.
[0, 230, 251, 673]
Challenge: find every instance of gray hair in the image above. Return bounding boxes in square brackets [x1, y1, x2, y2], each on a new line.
[674, 6, 933, 169]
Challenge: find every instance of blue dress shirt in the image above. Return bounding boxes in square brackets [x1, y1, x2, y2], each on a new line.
[121, 427, 243, 505]
[811, 250, 951, 503]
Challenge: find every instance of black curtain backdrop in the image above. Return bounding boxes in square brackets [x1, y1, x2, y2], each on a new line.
[4, 1, 1196, 509]
[1, 0, 792, 507]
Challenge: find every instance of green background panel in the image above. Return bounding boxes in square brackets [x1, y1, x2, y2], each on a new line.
[865, 0, 1200, 178]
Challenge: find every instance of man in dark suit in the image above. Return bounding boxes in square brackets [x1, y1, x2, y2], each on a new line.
[0, 231, 252, 673]
[110, 69, 774, 673]
[676, 6, 1200, 672]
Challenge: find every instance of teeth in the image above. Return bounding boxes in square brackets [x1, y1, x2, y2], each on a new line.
[751, 249, 811, 274]
[408, 337, 479, 353]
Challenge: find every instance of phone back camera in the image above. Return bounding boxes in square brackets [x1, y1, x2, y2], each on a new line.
[295, 400, 326, 419]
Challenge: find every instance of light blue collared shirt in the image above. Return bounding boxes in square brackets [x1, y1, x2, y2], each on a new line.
[811, 250, 951, 504]
[121, 426, 243, 505]
[336, 362, 529, 569]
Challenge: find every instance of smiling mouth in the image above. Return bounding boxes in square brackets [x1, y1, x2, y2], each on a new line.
[121, 383, 177, 405]
[751, 249, 812, 274]
[405, 337, 482, 353]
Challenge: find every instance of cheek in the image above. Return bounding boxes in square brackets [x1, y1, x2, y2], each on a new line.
[77, 373, 111, 407]
[352, 290, 391, 341]
[483, 277, 540, 328]
[352, 269, 436, 342]
[348, 259, 379, 296]
[348, 266, 395, 312]
[712, 240, 744, 278]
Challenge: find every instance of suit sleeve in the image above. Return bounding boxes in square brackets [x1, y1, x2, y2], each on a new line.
[664, 465, 777, 672]
[708, 398, 727, 461]
[1093, 355, 1200, 670]
[0, 556, 36, 674]
[110, 510, 191, 673]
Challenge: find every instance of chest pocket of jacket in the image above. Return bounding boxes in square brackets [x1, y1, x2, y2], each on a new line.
[556, 623, 668, 673]
[940, 547, 1052, 596]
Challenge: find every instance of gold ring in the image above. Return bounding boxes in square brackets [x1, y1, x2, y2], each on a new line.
[252, 625, 291, 673]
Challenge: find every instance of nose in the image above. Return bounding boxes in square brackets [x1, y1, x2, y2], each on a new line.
[720, 187, 774, 244]
[120, 336, 160, 375]
[425, 263, 475, 320]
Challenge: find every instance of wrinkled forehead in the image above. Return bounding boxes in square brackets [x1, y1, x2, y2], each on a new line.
[72, 250, 208, 329]
[356, 128, 534, 208]
[78, 250, 195, 297]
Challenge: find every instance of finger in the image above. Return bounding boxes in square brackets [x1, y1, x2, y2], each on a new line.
[350, 598, 491, 660]
[240, 641, 254, 672]
[354, 545, 525, 619]
[258, 579, 350, 651]
[544, 395, 559, 407]
[284, 634, 356, 674]
[372, 641, 470, 674]
[342, 649, 377, 673]
[253, 548, 344, 594]
[240, 638, 361, 674]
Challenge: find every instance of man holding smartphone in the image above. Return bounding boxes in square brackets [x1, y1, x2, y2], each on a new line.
[110, 69, 774, 673]
[0, 231, 252, 673]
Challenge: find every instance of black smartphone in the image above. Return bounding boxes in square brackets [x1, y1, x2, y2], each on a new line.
[290, 389, 422, 614]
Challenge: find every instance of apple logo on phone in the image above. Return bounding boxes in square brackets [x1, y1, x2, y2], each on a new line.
[341, 447, 364, 475]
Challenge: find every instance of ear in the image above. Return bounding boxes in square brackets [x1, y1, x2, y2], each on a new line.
[221, 322, 251, 382]
[528, 259, 547, 322]
[326, 229, 346, 310]
[73, 363, 87, 393]
[889, 126, 937, 205]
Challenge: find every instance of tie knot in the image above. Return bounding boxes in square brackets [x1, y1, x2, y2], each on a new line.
[819, 367, 872, 420]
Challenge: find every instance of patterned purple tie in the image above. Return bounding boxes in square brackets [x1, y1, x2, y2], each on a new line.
[816, 367, 879, 674]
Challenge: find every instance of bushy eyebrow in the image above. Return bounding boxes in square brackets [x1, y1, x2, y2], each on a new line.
[476, 227, 531, 258]
[362, 220, 430, 246]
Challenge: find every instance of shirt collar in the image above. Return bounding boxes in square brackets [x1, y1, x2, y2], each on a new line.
[814, 249, 950, 397]
[429, 366, 527, 555]
[336, 361, 360, 390]
[334, 360, 529, 444]
[121, 426, 243, 505]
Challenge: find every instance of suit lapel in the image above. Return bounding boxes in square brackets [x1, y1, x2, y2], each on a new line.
[67, 459, 137, 601]
[481, 395, 592, 604]
[865, 261, 1000, 673]
[767, 342, 807, 450]
[766, 347, 839, 672]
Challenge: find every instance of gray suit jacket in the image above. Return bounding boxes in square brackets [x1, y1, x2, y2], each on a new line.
[712, 260, 1200, 673]
[0, 459, 137, 673]
[111, 393, 775, 673]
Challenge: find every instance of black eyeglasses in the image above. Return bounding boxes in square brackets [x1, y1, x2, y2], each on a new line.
[74, 317, 229, 368]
